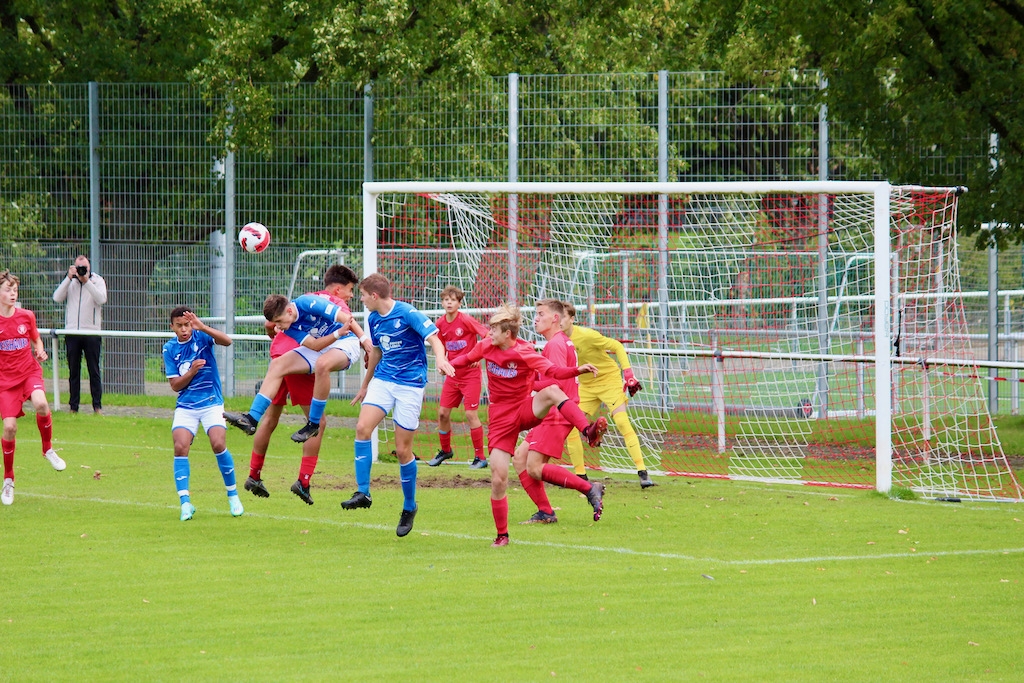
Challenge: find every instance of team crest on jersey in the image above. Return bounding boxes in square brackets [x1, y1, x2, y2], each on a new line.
[17, 324, 27, 335]
[455, 327, 464, 336]
[393, 320, 401, 329]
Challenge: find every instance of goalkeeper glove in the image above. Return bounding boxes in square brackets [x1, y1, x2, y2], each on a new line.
[623, 368, 642, 397]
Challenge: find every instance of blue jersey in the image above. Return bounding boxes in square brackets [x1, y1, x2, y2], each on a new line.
[368, 300, 438, 388]
[163, 329, 223, 410]
[282, 294, 345, 345]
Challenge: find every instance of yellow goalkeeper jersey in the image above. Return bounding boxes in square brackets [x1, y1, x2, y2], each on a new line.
[569, 325, 631, 387]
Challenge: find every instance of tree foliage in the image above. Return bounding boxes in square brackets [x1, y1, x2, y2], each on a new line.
[692, 0, 1024, 244]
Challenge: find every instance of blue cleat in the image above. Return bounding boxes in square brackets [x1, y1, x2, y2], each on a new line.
[229, 495, 244, 517]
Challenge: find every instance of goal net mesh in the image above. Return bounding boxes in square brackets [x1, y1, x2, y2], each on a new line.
[371, 186, 1022, 501]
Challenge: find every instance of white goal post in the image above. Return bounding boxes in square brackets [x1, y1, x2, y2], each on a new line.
[363, 181, 1022, 501]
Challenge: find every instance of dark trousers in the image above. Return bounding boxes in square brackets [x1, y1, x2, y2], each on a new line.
[66, 335, 103, 411]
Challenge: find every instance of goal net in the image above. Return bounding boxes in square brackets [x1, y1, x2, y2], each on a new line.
[363, 181, 1023, 501]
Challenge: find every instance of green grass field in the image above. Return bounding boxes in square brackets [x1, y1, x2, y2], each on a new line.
[3, 411, 1024, 681]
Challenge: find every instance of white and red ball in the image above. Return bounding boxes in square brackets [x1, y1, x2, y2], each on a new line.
[239, 222, 271, 253]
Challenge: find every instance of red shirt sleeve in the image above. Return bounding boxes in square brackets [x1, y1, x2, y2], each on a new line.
[451, 338, 489, 367]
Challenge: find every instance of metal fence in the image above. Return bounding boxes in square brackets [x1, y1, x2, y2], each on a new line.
[2, 72, 1022, 406]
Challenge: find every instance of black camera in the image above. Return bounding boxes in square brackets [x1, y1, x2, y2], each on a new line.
[76, 265, 88, 277]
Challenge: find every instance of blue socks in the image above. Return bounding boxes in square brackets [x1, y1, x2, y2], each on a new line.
[173, 456, 190, 504]
[249, 393, 272, 422]
[215, 450, 238, 498]
[400, 459, 417, 512]
[354, 439, 373, 494]
[309, 398, 327, 425]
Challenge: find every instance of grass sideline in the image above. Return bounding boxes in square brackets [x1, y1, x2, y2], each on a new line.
[3, 412, 1024, 680]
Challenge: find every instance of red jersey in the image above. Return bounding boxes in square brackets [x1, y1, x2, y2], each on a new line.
[454, 337, 579, 406]
[535, 332, 579, 424]
[0, 307, 41, 390]
[436, 311, 489, 379]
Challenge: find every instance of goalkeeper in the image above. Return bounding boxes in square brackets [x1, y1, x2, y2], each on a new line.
[560, 302, 656, 489]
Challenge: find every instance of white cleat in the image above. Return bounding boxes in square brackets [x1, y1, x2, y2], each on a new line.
[44, 449, 67, 471]
[229, 495, 244, 517]
[1, 478, 13, 505]
[180, 502, 195, 521]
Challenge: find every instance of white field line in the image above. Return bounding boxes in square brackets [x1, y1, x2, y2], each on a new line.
[19, 492, 1024, 567]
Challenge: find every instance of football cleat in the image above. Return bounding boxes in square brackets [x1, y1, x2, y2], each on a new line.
[1, 478, 13, 506]
[340, 491, 372, 510]
[223, 411, 258, 436]
[520, 510, 558, 525]
[491, 534, 510, 547]
[244, 476, 270, 498]
[43, 449, 67, 471]
[290, 480, 314, 505]
[427, 449, 454, 467]
[396, 506, 418, 537]
[468, 457, 489, 470]
[180, 501, 195, 521]
[229, 495, 244, 517]
[586, 481, 605, 521]
[582, 417, 608, 448]
[576, 472, 589, 482]
[638, 470, 657, 489]
[290, 420, 320, 443]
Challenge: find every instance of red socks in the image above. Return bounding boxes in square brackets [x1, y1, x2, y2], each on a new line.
[2, 439, 14, 480]
[491, 497, 509, 535]
[541, 463, 591, 493]
[299, 455, 317, 487]
[470, 426, 484, 459]
[36, 414, 52, 453]
[439, 431, 452, 452]
[557, 400, 590, 432]
[518, 470, 554, 515]
[248, 451, 265, 480]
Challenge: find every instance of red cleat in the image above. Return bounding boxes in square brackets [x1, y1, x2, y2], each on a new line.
[582, 417, 608, 447]
[491, 534, 510, 547]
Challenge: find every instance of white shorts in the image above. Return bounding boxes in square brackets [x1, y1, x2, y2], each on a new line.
[363, 378, 426, 431]
[290, 336, 361, 372]
[172, 404, 227, 435]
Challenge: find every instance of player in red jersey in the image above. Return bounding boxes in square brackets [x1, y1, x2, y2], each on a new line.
[244, 266, 359, 504]
[449, 303, 608, 547]
[0, 270, 67, 506]
[427, 285, 491, 469]
[512, 299, 594, 524]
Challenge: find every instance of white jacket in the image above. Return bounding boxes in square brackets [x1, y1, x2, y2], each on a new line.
[53, 273, 107, 331]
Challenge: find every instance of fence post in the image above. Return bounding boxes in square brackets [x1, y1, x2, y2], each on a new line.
[223, 110, 236, 398]
[88, 82, 101, 274]
[816, 74, 830, 418]
[508, 73, 519, 304]
[364, 83, 374, 184]
[988, 235, 998, 414]
[657, 70, 670, 410]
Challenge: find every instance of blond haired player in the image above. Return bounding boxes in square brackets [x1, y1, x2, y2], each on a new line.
[561, 303, 656, 488]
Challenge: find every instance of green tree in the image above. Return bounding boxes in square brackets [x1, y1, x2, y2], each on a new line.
[692, 0, 1024, 244]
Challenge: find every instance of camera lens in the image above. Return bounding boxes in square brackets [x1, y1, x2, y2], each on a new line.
[76, 265, 87, 276]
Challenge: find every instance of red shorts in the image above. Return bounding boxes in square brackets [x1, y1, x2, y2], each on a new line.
[439, 373, 482, 410]
[0, 371, 44, 419]
[269, 332, 314, 407]
[523, 418, 573, 459]
[486, 397, 542, 455]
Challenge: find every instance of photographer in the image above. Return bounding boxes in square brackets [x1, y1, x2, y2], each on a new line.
[52, 255, 106, 414]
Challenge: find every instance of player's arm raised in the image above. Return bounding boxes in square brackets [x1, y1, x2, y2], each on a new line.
[184, 311, 232, 347]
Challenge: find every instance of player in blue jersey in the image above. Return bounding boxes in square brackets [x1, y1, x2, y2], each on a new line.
[341, 273, 455, 537]
[224, 273, 372, 438]
[163, 306, 243, 521]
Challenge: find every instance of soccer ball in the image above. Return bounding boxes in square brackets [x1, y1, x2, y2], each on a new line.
[239, 222, 271, 253]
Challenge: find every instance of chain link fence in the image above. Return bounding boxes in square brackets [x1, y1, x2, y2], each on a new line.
[2, 72, 1021, 407]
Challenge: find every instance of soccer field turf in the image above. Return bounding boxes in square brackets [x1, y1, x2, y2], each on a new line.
[3, 413, 1023, 681]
